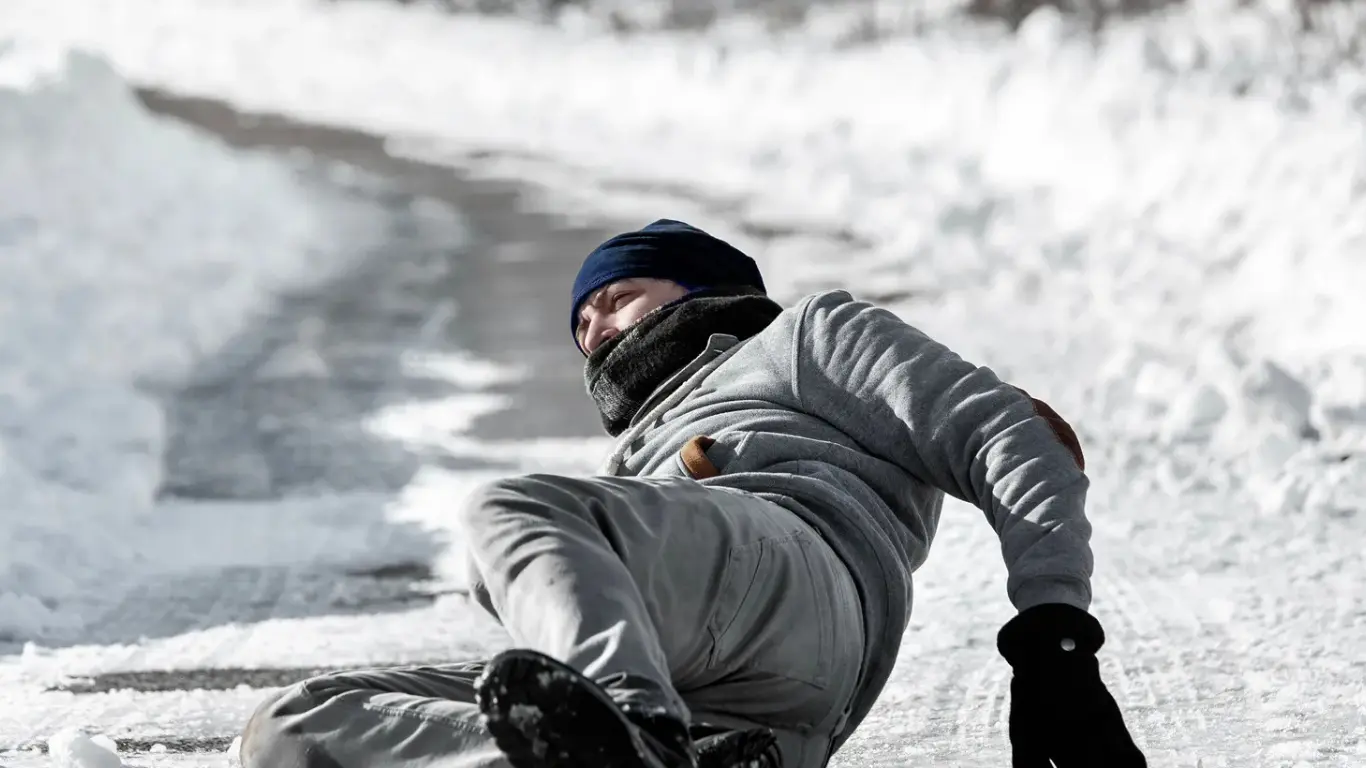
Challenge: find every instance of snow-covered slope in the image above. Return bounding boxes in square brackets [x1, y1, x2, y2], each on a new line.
[1, 0, 1364, 765]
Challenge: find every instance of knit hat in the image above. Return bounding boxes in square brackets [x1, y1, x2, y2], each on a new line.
[570, 219, 766, 340]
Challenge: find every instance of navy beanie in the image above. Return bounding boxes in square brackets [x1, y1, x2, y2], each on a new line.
[570, 219, 766, 338]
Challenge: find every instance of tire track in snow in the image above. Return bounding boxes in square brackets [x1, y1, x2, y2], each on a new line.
[1087, 479, 1306, 766]
[860, 508, 1016, 768]
[981, 663, 1010, 744]
[949, 656, 998, 755]
[951, 644, 1010, 756]
[1101, 566, 1209, 727]
[1097, 546, 1226, 765]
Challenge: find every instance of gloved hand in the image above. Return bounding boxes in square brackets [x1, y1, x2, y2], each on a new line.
[997, 603, 1147, 768]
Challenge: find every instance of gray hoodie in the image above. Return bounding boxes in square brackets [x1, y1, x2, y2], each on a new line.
[597, 289, 1094, 749]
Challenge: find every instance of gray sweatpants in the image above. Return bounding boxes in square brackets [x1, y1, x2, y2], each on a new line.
[239, 474, 864, 768]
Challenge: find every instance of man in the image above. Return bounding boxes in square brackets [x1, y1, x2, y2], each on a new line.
[240, 220, 1147, 768]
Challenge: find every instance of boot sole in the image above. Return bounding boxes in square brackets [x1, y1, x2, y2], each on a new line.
[475, 649, 664, 768]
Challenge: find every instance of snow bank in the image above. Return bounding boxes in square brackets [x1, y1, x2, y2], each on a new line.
[8, 1, 1362, 472]
[0, 40, 386, 643]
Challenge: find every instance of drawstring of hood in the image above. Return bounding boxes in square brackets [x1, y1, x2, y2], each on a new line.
[599, 334, 750, 476]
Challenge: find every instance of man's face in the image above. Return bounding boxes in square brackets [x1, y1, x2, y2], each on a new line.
[576, 277, 690, 355]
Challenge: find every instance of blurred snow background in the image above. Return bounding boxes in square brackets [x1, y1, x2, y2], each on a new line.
[1, 0, 1364, 764]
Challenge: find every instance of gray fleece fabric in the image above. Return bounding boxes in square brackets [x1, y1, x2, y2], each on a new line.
[598, 289, 1095, 750]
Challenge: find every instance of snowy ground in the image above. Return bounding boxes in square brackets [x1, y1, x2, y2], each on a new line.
[0, 42, 409, 644]
[2, 0, 1365, 765]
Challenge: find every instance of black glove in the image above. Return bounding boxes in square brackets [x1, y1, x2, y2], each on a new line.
[997, 603, 1147, 768]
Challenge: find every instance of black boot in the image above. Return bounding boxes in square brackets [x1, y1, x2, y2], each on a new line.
[475, 648, 697, 768]
[694, 726, 783, 768]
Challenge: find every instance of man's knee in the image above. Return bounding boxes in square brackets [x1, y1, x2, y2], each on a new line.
[239, 683, 339, 768]
[240, 670, 386, 768]
[457, 474, 599, 538]
[457, 474, 609, 604]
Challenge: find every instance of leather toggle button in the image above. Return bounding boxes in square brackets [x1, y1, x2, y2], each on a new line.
[679, 435, 719, 480]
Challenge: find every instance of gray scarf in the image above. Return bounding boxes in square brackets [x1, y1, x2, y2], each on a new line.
[583, 290, 784, 436]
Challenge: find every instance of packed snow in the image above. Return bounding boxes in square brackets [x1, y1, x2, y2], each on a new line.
[46, 729, 121, 768]
[2, 0, 1365, 765]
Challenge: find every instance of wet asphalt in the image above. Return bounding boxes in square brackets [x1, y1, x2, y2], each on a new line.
[139, 89, 611, 502]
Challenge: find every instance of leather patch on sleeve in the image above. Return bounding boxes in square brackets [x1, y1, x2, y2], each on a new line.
[1014, 388, 1085, 472]
[680, 435, 720, 480]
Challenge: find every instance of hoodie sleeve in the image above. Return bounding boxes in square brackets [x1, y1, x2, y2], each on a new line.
[792, 290, 1094, 612]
